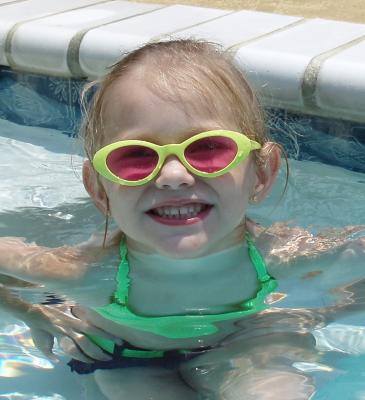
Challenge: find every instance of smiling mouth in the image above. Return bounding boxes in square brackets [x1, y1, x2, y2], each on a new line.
[146, 203, 213, 225]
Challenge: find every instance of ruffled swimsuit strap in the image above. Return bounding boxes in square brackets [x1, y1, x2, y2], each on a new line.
[243, 232, 277, 309]
[113, 239, 130, 305]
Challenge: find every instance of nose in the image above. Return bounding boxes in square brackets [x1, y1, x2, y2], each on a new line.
[154, 156, 195, 190]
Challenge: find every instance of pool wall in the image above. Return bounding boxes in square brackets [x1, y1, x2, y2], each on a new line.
[0, 0, 364, 172]
[1, 0, 365, 122]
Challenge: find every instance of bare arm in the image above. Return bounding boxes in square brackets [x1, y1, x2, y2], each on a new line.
[0, 282, 35, 315]
[0, 230, 123, 283]
[246, 218, 365, 264]
[0, 229, 124, 362]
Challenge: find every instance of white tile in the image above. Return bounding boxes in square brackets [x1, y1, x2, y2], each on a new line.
[79, 4, 229, 77]
[0, 0, 102, 65]
[316, 41, 365, 120]
[234, 18, 365, 109]
[171, 10, 302, 48]
[9, 1, 161, 76]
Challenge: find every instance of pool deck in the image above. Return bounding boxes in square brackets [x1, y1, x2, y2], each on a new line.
[132, 0, 365, 24]
[0, 0, 365, 122]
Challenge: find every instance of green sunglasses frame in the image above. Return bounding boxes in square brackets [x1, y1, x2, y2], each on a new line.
[92, 130, 261, 186]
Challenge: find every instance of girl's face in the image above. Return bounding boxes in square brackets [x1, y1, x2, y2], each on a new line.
[86, 76, 269, 258]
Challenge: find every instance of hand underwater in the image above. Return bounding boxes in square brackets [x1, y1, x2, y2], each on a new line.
[23, 304, 123, 363]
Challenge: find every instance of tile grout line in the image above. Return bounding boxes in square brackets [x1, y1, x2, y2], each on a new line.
[0, 0, 31, 8]
[69, 5, 234, 78]
[67, 4, 169, 78]
[4, 0, 114, 69]
[151, 9, 235, 42]
[227, 17, 307, 55]
[301, 34, 365, 112]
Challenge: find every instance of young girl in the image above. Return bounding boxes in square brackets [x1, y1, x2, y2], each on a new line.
[1, 39, 364, 399]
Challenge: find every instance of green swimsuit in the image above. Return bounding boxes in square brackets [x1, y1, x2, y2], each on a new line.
[88, 236, 277, 357]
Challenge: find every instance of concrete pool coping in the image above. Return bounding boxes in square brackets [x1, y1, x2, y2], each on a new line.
[0, 0, 365, 122]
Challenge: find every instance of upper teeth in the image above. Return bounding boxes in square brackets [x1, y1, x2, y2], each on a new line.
[154, 204, 204, 218]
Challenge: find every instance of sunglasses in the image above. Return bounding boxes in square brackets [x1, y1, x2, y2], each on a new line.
[92, 130, 261, 186]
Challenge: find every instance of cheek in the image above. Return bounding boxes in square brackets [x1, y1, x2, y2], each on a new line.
[107, 190, 141, 235]
[103, 183, 139, 218]
[214, 164, 254, 198]
[234, 161, 257, 194]
[211, 165, 255, 219]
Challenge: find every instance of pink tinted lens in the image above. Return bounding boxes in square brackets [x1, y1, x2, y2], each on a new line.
[106, 145, 159, 181]
[185, 136, 237, 173]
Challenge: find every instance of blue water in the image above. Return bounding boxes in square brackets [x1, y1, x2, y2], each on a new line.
[0, 70, 365, 399]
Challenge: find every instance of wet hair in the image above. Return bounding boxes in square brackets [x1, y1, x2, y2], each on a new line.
[80, 39, 272, 166]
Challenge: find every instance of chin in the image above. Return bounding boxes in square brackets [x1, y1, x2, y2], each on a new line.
[156, 234, 211, 259]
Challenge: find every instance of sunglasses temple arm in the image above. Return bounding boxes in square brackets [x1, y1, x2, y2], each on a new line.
[250, 140, 262, 150]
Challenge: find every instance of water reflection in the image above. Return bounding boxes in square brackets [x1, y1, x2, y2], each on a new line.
[0, 393, 66, 399]
[0, 322, 53, 378]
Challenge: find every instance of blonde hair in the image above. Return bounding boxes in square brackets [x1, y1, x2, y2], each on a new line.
[80, 39, 271, 164]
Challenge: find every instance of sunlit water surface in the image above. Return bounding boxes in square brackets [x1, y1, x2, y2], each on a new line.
[1, 118, 365, 399]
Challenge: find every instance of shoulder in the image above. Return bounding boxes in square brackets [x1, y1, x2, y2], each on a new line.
[246, 218, 365, 265]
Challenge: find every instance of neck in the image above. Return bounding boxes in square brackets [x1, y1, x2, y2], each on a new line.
[126, 241, 259, 316]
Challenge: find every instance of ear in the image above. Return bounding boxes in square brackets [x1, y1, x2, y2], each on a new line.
[82, 160, 109, 215]
[252, 142, 281, 203]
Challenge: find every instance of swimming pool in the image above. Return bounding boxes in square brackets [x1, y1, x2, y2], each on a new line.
[1, 69, 365, 399]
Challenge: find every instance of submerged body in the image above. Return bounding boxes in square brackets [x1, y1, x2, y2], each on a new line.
[67, 228, 365, 400]
[1, 216, 364, 399]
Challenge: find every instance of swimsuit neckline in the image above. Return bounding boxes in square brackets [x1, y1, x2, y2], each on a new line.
[88, 234, 277, 355]
[114, 234, 274, 312]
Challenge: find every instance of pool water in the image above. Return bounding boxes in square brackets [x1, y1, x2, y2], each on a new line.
[1, 68, 365, 399]
[1, 116, 365, 399]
